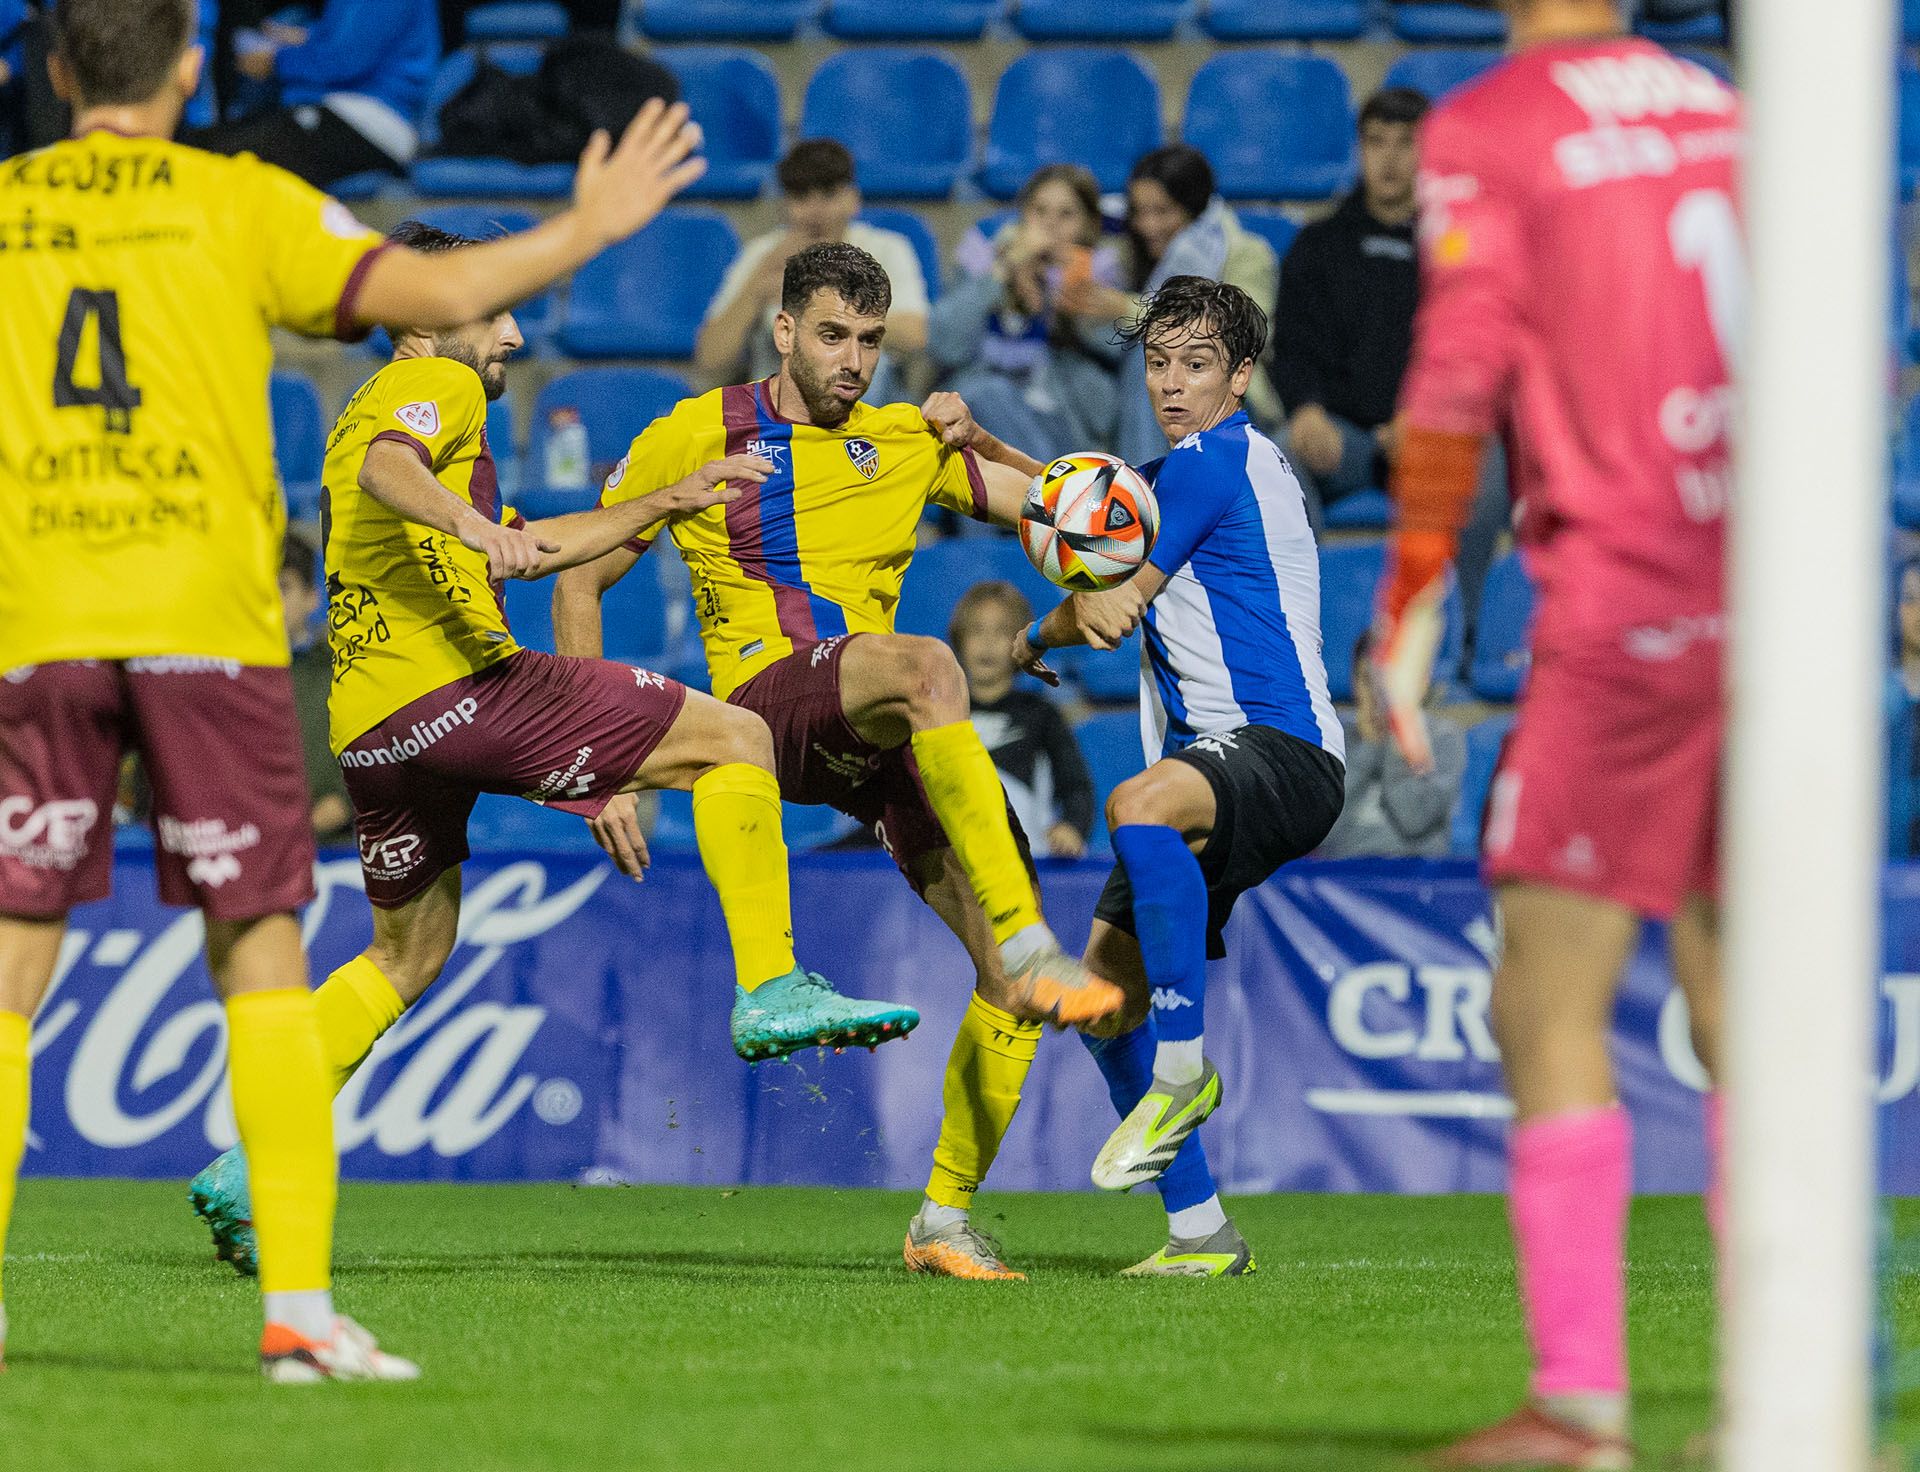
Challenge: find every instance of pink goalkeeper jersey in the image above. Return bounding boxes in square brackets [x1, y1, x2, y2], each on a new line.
[1400, 37, 1742, 650]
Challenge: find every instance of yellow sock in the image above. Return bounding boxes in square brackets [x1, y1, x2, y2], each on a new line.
[226, 989, 335, 1295]
[910, 721, 1042, 945]
[692, 763, 797, 991]
[313, 956, 407, 1093]
[925, 994, 1043, 1209]
[0, 1011, 27, 1304]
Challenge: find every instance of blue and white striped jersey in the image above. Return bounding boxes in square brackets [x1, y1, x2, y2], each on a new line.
[1135, 412, 1344, 765]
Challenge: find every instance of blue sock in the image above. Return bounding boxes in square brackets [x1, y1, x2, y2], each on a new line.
[1112, 824, 1209, 1046]
[1082, 1022, 1219, 1214]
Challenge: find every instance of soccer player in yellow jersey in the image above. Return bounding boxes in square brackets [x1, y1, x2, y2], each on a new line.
[0, 0, 708, 1380]
[187, 221, 917, 1277]
[556, 243, 1123, 1279]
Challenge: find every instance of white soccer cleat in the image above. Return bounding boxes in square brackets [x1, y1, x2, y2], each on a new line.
[261, 1315, 421, 1384]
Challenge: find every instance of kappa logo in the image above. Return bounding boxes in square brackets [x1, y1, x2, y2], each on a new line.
[185, 854, 242, 889]
[1150, 987, 1194, 1011]
[844, 437, 879, 480]
[1188, 729, 1241, 758]
[395, 400, 441, 437]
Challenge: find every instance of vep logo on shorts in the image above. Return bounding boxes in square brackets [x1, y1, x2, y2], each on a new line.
[0, 796, 98, 870]
[360, 832, 425, 880]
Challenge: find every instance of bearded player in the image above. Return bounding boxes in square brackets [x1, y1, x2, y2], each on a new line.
[555, 242, 1124, 1280]
[0, 0, 708, 1380]
[1370, 2, 1739, 1464]
[186, 222, 918, 1278]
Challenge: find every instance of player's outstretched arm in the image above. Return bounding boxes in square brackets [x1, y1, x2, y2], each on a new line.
[522, 454, 770, 580]
[1013, 568, 1167, 686]
[350, 100, 707, 333]
[359, 440, 560, 581]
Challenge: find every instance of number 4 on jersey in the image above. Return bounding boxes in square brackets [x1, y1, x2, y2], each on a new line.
[54, 288, 143, 434]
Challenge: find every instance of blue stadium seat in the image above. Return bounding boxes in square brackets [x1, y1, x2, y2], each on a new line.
[1067, 635, 1141, 703]
[601, 561, 674, 665]
[823, 0, 1000, 39]
[1909, 0, 1920, 44]
[895, 537, 1060, 642]
[1011, 0, 1186, 42]
[465, 1, 569, 38]
[557, 210, 739, 358]
[528, 368, 691, 497]
[982, 49, 1163, 198]
[271, 372, 326, 507]
[639, 0, 819, 40]
[406, 205, 556, 347]
[1903, 66, 1920, 197]
[858, 207, 944, 301]
[661, 46, 782, 200]
[1450, 713, 1513, 858]
[503, 577, 559, 652]
[1322, 489, 1392, 530]
[1895, 396, 1920, 530]
[1185, 52, 1354, 201]
[802, 50, 973, 200]
[329, 171, 396, 201]
[1201, 0, 1367, 41]
[1237, 209, 1300, 267]
[1319, 542, 1464, 701]
[413, 45, 574, 198]
[1076, 710, 1147, 853]
[467, 793, 606, 853]
[1634, 7, 1725, 44]
[1467, 551, 1534, 701]
[1382, 47, 1505, 101]
[1388, 2, 1508, 42]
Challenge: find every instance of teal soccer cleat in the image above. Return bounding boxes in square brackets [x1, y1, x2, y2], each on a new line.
[189, 1145, 257, 1277]
[730, 968, 920, 1062]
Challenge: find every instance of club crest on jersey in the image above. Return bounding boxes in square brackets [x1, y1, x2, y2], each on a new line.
[844, 437, 879, 480]
[395, 401, 440, 437]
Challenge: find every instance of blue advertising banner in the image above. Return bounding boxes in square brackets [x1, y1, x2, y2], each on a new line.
[23, 851, 1920, 1194]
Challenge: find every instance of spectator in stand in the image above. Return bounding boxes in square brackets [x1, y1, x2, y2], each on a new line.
[1061, 144, 1283, 467]
[185, 0, 440, 188]
[1320, 630, 1464, 858]
[951, 582, 1094, 859]
[694, 139, 929, 404]
[280, 531, 354, 846]
[928, 164, 1125, 462]
[1889, 556, 1920, 859]
[0, 0, 24, 155]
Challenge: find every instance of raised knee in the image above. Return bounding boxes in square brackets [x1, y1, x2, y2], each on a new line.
[891, 636, 966, 722]
[1107, 770, 1181, 832]
[710, 702, 775, 770]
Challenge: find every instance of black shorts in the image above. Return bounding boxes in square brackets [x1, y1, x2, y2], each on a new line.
[1094, 724, 1345, 959]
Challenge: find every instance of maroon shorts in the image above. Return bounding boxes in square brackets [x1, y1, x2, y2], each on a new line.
[1483, 628, 1722, 919]
[340, 649, 686, 907]
[0, 659, 316, 921]
[726, 634, 1032, 892]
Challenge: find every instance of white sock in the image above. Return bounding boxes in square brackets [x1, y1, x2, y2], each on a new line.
[917, 1198, 969, 1232]
[264, 1289, 335, 1341]
[997, 922, 1056, 971]
[1167, 1195, 1227, 1241]
[1540, 1392, 1629, 1440]
[1154, 1038, 1204, 1086]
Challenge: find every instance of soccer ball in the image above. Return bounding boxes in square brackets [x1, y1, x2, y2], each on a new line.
[1017, 452, 1159, 592]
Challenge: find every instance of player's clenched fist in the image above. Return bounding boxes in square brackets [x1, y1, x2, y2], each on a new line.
[457, 513, 560, 582]
[573, 99, 708, 250]
[920, 391, 977, 449]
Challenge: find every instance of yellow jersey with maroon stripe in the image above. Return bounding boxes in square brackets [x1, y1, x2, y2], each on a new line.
[599, 379, 987, 699]
[321, 356, 523, 752]
[0, 129, 388, 672]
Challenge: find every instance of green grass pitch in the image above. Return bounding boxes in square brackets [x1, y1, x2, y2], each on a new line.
[2, 1181, 1914, 1471]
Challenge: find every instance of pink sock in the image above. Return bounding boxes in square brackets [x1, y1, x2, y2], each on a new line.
[1509, 1104, 1631, 1398]
[1703, 1090, 1726, 1249]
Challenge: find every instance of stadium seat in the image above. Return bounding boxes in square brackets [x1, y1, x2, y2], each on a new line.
[858, 207, 944, 301]
[1068, 635, 1141, 704]
[1895, 396, 1920, 530]
[1903, 66, 1920, 197]
[465, 1, 569, 39]
[527, 368, 691, 497]
[488, 393, 523, 500]
[1201, 0, 1368, 42]
[467, 793, 605, 852]
[801, 50, 973, 200]
[1634, 7, 1725, 44]
[329, 171, 395, 201]
[895, 537, 1060, 643]
[1381, 47, 1505, 101]
[1011, 0, 1186, 42]
[556, 210, 739, 359]
[1184, 52, 1355, 201]
[413, 45, 574, 198]
[1467, 551, 1534, 701]
[1075, 710, 1147, 852]
[982, 50, 1163, 198]
[660, 46, 782, 200]
[1236, 208, 1301, 267]
[1450, 713, 1513, 857]
[503, 576, 559, 652]
[271, 371, 326, 509]
[823, 0, 1000, 39]
[1322, 489, 1392, 530]
[1909, 0, 1920, 44]
[638, 0, 819, 40]
[599, 561, 674, 664]
[1318, 542, 1464, 701]
[1388, 2, 1508, 42]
